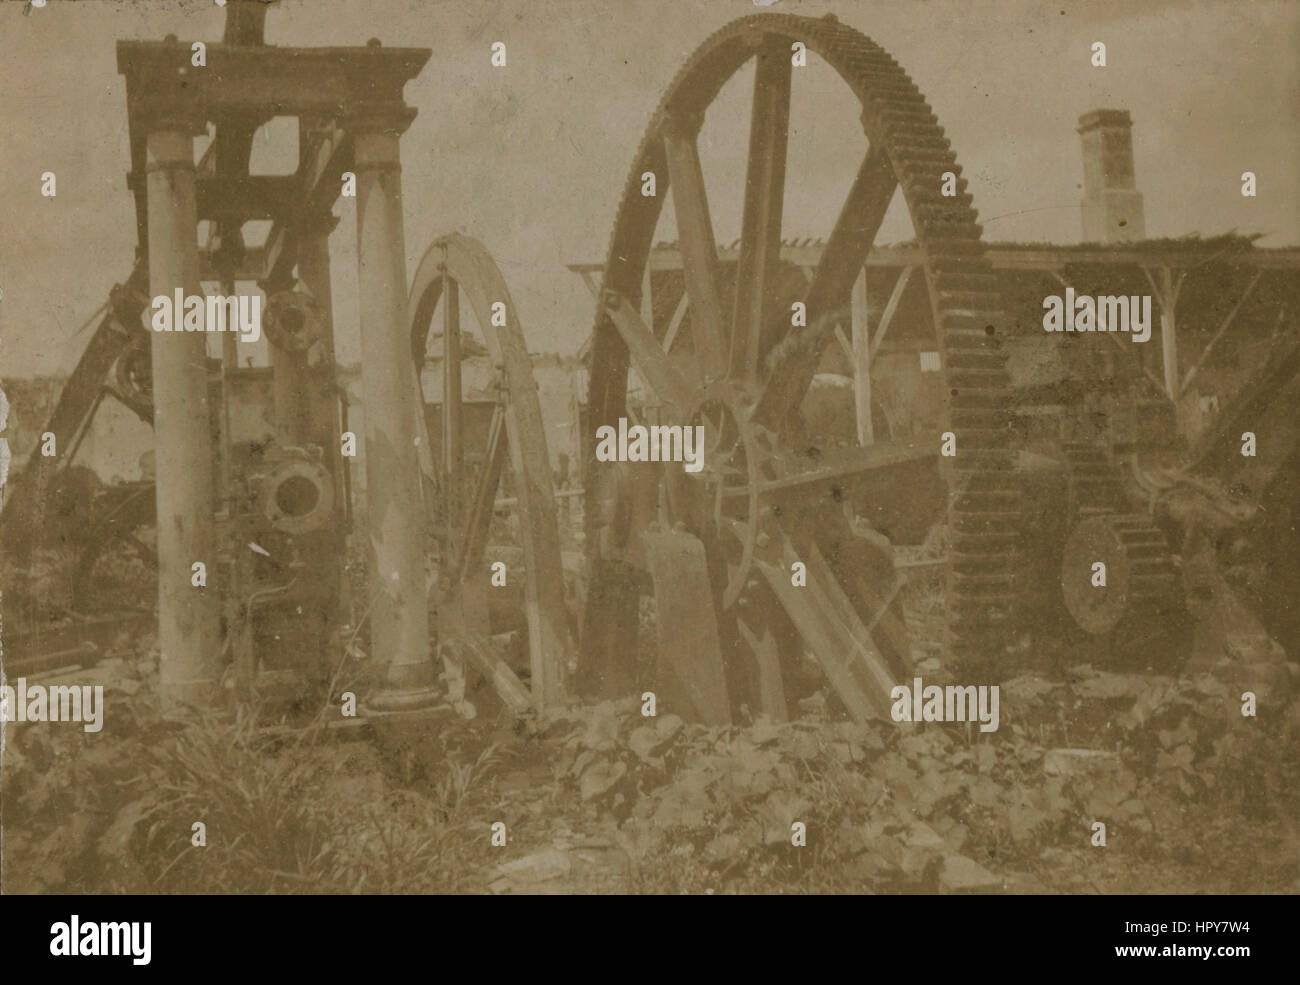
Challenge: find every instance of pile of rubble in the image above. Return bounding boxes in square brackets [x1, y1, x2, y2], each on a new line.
[3, 645, 1296, 894]
[487, 661, 1300, 893]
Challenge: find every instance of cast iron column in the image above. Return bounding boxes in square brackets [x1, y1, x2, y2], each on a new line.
[351, 114, 436, 697]
[146, 124, 223, 710]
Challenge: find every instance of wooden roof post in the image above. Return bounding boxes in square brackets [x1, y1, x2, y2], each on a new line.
[1145, 265, 1186, 401]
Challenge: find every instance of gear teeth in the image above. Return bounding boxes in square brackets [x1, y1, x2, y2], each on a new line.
[1063, 441, 1130, 515]
[881, 106, 940, 126]
[586, 12, 1022, 672]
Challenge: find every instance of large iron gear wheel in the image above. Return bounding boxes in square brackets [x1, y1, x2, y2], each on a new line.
[583, 13, 1019, 669]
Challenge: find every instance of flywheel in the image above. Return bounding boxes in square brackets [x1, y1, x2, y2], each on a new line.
[408, 233, 575, 709]
[581, 12, 1020, 705]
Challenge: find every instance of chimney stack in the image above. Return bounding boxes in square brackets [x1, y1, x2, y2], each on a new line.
[1078, 109, 1146, 243]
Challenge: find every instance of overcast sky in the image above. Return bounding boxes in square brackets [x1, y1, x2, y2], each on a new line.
[1, 0, 1297, 378]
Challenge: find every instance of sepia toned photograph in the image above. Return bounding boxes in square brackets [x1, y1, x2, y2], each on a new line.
[1, 0, 1296, 910]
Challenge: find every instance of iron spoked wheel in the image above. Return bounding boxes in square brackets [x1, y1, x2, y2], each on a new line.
[582, 13, 1019, 684]
[408, 233, 575, 708]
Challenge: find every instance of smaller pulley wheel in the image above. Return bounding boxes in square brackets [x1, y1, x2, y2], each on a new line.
[1061, 514, 1177, 635]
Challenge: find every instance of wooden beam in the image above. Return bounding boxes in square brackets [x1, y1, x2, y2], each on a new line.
[870, 264, 914, 358]
[578, 270, 602, 300]
[564, 244, 1300, 279]
[117, 41, 430, 117]
[1145, 266, 1186, 401]
[444, 632, 532, 716]
[662, 293, 690, 353]
[1166, 268, 1186, 399]
[1143, 265, 1187, 308]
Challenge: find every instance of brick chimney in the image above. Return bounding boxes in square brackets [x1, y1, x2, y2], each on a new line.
[1078, 109, 1146, 243]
